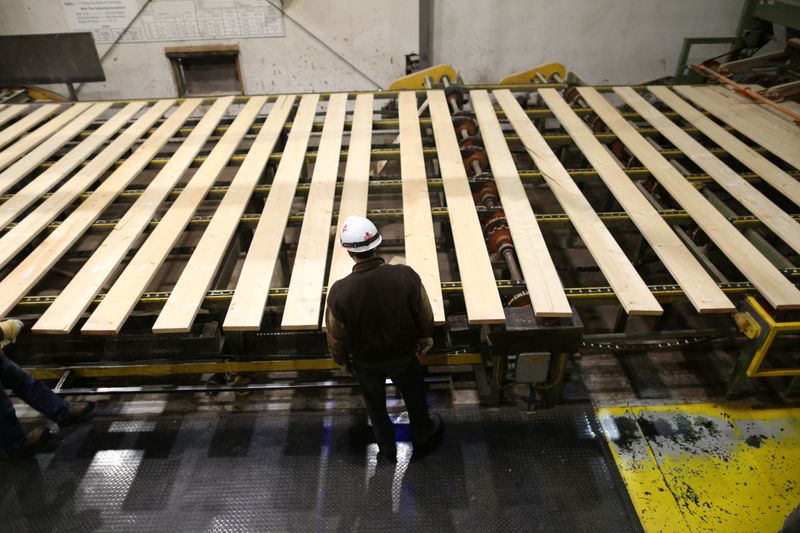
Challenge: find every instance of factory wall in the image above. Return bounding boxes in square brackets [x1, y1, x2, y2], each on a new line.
[0, 0, 744, 100]
[434, 0, 746, 85]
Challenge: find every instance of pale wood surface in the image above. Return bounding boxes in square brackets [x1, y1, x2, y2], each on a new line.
[0, 104, 59, 150]
[0, 103, 91, 172]
[0, 102, 145, 230]
[616, 86, 800, 255]
[0, 105, 29, 129]
[0, 100, 174, 270]
[782, 100, 800, 114]
[33, 97, 234, 334]
[428, 90, 505, 324]
[674, 85, 800, 169]
[648, 86, 800, 207]
[325, 94, 374, 299]
[579, 86, 800, 310]
[539, 88, 733, 313]
[81, 97, 265, 335]
[223, 95, 320, 331]
[0, 99, 196, 318]
[470, 89, 572, 317]
[0, 102, 112, 195]
[398, 91, 446, 324]
[152, 95, 297, 334]
[281, 94, 349, 330]
[709, 86, 800, 136]
[495, 89, 661, 315]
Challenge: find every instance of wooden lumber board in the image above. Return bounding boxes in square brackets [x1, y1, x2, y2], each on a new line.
[325, 94, 374, 298]
[0, 104, 59, 150]
[538, 88, 733, 313]
[81, 97, 265, 335]
[700, 86, 800, 149]
[0, 104, 29, 129]
[709, 86, 800, 135]
[469, 89, 572, 317]
[153, 95, 299, 334]
[397, 91, 446, 324]
[32, 97, 235, 334]
[616, 86, 800, 255]
[496, 89, 661, 315]
[427, 90, 505, 324]
[648, 86, 800, 207]
[0, 102, 112, 195]
[222, 95, 321, 331]
[578, 87, 800, 310]
[0, 99, 194, 319]
[280, 94, 349, 330]
[0, 103, 91, 172]
[0, 100, 174, 270]
[674, 86, 800, 169]
[782, 100, 800, 114]
[0, 102, 145, 230]
[375, 98, 429, 176]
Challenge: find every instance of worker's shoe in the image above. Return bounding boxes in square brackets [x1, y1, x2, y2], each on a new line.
[412, 412, 443, 456]
[4, 427, 52, 459]
[59, 401, 95, 428]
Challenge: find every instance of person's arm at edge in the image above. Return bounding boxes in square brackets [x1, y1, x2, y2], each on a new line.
[414, 280, 434, 356]
[324, 305, 349, 366]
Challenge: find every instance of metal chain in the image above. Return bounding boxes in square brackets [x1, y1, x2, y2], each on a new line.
[580, 335, 726, 353]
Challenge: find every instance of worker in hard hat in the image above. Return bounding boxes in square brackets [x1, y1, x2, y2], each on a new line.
[325, 215, 443, 463]
[0, 319, 95, 459]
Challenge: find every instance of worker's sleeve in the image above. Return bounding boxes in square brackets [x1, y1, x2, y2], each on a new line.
[415, 282, 435, 339]
[324, 305, 348, 366]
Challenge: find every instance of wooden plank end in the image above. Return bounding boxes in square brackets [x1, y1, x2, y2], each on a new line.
[626, 308, 665, 317]
[771, 301, 800, 311]
[280, 323, 320, 331]
[152, 324, 191, 334]
[695, 304, 737, 314]
[466, 316, 507, 325]
[533, 310, 573, 318]
[81, 326, 119, 336]
[221, 323, 262, 332]
[30, 325, 71, 335]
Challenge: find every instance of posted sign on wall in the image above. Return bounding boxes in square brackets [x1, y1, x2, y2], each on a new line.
[62, 0, 285, 43]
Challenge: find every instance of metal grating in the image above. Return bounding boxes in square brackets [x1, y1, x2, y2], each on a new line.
[0, 403, 641, 532]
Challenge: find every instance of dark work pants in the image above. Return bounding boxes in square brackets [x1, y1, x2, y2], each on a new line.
[354, 356, 432, 452]
[0, 355, 68, 452]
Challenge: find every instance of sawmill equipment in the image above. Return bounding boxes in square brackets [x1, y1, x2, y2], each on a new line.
[0, 66, 798, 404]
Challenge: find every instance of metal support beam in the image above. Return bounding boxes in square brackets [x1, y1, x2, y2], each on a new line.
[418, 0, 433, 69]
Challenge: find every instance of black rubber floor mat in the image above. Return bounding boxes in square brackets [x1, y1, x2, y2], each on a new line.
[0, 403, 641, 532]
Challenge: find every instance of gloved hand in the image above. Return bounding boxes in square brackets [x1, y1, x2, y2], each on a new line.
[416, 337, 434, 357]
[0, 319, 24, 345]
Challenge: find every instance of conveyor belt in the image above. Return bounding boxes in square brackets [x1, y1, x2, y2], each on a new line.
[0, 84, 796, 336]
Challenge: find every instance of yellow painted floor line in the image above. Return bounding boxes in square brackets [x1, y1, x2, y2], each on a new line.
[597, 403, 800, 533]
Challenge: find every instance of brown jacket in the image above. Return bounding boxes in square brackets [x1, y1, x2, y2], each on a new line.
[325, 257, 434, 367]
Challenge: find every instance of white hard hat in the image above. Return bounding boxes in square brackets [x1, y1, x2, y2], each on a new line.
[339, 215, 382, 253]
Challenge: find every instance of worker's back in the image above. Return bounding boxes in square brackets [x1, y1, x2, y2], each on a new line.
[327, 257, 424, 366]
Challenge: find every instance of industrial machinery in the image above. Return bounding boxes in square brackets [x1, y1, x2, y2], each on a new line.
[0, 60, 798, 406]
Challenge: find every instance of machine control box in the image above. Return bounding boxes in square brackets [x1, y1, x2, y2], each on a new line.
[515, 352, 551, 383]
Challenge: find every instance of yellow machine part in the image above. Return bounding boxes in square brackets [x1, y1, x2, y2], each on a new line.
[24, 85, 69, 102]
[389, 64, 458, 90]
[744, 296, 800, 378]
[733, 311, 761, 339]
[598, 402, 800, 532]
[498, 62, 566, 85]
